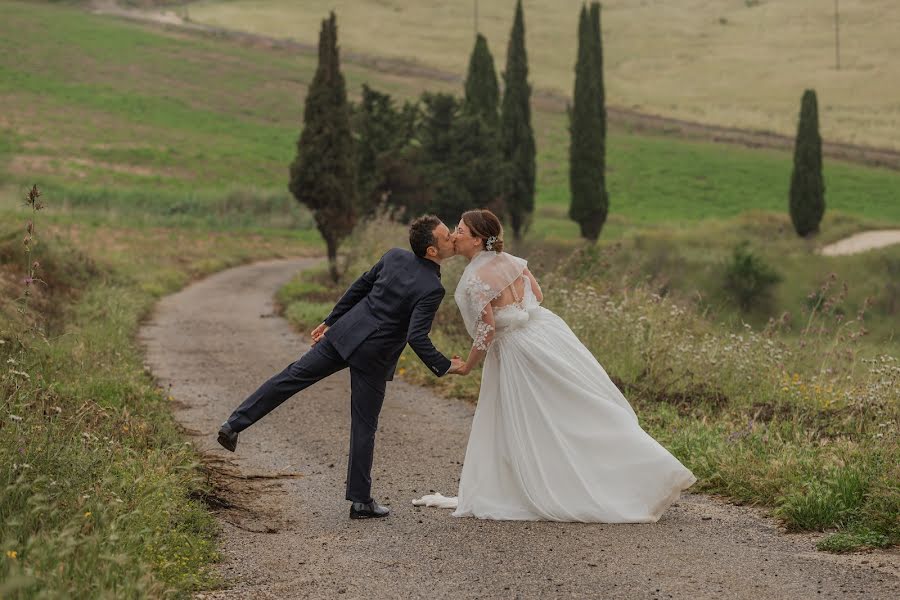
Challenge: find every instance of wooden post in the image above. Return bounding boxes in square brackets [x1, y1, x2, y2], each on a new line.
[834, 0, 841, 70]
[474, 0, 479, 35]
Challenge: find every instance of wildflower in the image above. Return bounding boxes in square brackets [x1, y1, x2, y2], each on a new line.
[398, 368, 407, 376]
[84, 512, 92, 518]
[6, 550, 17, 559]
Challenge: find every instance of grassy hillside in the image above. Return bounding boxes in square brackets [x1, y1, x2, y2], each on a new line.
[3, 1, 899, 240]
[0, 200, 319, 596]
[184, 0, 900, 150]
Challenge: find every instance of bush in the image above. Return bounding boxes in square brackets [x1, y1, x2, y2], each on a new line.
[723, 242, 781, 312]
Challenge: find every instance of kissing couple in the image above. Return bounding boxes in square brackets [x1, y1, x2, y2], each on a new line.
[218, 209, 695, 521]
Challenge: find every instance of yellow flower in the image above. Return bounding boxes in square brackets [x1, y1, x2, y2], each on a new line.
[398, 368, 407, 376]
[84, 511, 92, 518]
[6, 550, 17, 559]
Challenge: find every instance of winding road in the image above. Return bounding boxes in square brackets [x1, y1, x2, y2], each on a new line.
[139, 257, 899, 599]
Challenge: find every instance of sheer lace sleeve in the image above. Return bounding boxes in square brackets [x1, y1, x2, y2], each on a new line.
[472, 302, 496, 351]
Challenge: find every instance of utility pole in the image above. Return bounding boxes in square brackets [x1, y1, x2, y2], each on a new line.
[834, 0, 841, 70]
[474, 0, 479, 35]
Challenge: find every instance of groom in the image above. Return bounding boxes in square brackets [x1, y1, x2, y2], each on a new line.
[217, 215, 464, 519]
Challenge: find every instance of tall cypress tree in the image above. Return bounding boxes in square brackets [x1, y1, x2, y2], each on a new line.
[589, 2, 607, 162]
[289, 12, 357, 281]
[789, 89, 825, 237]
[569, 3, 608, 242]
[500, 0, 536, 241]
[464, 33, 500, 126]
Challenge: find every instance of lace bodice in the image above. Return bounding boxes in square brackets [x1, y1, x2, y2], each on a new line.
[469, 274, 542, 350]
[455, 251, 542, 352]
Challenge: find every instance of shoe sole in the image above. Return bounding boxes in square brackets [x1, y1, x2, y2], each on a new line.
[217, 432, 236, 452]
[349, 512, 390, 520]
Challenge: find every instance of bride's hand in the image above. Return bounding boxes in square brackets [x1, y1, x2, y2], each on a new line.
[448, 356, 468, 375]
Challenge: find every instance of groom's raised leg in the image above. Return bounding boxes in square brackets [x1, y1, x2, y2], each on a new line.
[345, 367, 387, 505]
[226, 337, 346, 433]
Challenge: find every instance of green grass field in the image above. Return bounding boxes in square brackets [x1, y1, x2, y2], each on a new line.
[2, 1, 900, 237]
[0, 3, 897, 594]
[184, 0, 900, 150]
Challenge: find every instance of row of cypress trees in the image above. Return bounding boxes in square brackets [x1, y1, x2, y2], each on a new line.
[289, 3, 537, 279]
[290, 6, 827, 280]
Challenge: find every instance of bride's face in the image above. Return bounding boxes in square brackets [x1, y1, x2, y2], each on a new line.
[454, 219, 482, 259]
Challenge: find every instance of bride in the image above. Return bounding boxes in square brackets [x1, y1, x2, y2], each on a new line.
[414, 209, 696, 522]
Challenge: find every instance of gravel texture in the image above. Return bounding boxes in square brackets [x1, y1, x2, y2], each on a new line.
[139, 257, 900, 599]
[820, 230, 900, 256]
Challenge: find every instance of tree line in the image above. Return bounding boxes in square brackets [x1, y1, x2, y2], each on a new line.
[291, 3, 827, 281]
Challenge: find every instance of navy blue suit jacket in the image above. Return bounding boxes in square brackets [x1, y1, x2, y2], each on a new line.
[322, 248, 452, 381]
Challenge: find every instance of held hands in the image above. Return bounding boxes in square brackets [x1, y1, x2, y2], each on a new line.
[310, 322, 329, 346]
[447, 355, 470, 375]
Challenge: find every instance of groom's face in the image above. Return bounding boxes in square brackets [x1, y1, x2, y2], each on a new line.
[430, 222, 456, 259]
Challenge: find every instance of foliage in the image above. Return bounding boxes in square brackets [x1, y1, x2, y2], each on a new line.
[289, 12, 357, 281]
[500, 0, 536, 241]
[568, 3, 608, 241]
[722, 242, 782, 312]
[463, 33, 500, 127]
[789, 89, 825, 237]
[351, 84, 418, 217]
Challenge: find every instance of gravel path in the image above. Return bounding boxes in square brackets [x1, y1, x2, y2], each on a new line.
[820, 230, 900, 256]
[138, 257, 899, 599]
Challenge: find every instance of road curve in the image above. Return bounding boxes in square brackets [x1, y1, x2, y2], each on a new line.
[139, 257, 899, 599]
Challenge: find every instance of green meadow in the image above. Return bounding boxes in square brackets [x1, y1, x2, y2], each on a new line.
[2, 1, 899, 233]
[0, 1, 898, 596]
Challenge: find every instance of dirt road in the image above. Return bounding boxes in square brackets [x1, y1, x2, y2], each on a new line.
[820, 230, 900, 256]
[139, 258, 899, 599]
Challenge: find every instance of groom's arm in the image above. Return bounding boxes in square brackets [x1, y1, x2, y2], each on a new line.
[407, 287, 452, 377]
[322, 250, 390, 327]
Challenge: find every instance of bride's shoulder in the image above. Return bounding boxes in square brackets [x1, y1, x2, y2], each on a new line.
[498, 251, 528, 268]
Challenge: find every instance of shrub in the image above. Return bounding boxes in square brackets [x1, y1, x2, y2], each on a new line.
[723, 242, 781, 312]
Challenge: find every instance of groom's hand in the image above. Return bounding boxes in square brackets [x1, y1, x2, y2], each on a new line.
[447, 356, 467, 375]
[310, 322, 329, 346]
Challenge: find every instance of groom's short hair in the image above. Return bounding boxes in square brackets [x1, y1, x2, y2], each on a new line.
[409, 215, 442, 257]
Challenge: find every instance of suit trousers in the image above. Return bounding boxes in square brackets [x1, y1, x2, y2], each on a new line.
[225, 337, 387, 504]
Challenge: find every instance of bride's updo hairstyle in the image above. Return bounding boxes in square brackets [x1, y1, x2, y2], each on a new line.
[461, 209, 504, 253]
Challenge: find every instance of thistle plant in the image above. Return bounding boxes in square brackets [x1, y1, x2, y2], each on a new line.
[19, 184, 45, 328]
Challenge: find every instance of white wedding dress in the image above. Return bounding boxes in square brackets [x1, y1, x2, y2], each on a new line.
[413, 251, 696, 522]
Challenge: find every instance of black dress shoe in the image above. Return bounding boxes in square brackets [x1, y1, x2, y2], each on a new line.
[217, 422, 238, 452]
[349, 500, 390, 519]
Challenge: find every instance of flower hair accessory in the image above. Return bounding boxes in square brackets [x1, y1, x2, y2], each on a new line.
[486, 235, 498, 251]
